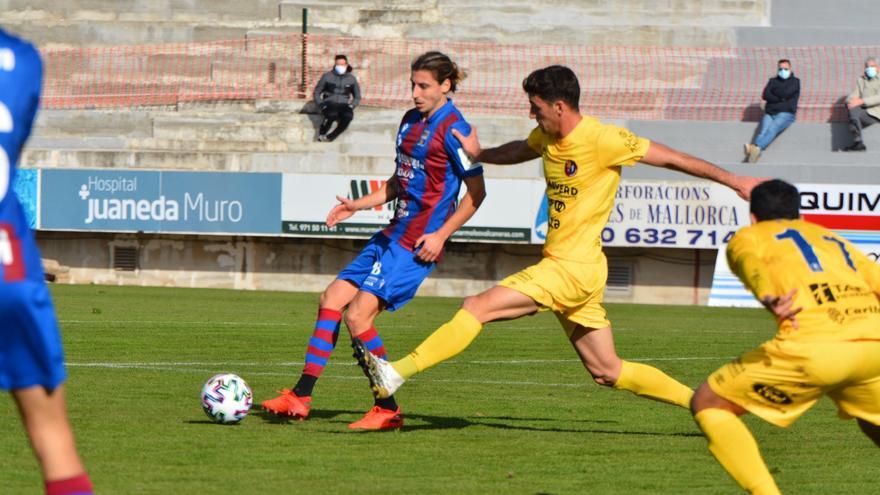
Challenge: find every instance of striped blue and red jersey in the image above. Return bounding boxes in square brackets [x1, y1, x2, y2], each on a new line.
[0, 29, 45, 283]
[382, 99, 483, 254]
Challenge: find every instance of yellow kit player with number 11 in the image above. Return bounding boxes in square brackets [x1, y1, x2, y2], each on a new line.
[691, 179, 880, 494]
[353, 65, 759, 415]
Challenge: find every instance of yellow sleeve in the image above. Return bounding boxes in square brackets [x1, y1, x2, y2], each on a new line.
[595, 124, 650, 168]
[841, 236, 880, 296]
[726, 230, 776, 300]
[526, 126, 544, 154]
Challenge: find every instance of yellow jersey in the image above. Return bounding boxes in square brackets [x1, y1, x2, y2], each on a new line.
[727, 219, 880, 342]
[527, 116, 650, 262]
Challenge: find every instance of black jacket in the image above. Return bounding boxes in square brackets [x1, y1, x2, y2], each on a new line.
[762, 75, 800, 115]
[313, 66, 361, 108]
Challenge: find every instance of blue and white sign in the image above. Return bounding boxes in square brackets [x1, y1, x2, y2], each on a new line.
[13, 168, 38, 229]
[40, 169, 281, 234]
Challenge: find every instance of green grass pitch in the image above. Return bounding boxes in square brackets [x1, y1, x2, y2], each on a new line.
[1, 284, 877, 494]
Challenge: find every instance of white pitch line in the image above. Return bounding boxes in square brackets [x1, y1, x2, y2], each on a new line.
[66, 356, 731, 369]
[64, 363, 591, 389]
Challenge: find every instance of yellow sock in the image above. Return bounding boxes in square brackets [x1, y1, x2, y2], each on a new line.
[694, 408, 781, 495]
[613, 360, 694, 408]
[391, 309, 483, 379]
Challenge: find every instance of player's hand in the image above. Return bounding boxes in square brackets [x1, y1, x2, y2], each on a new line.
[733, 176, 767, 201]
[326, 195, 358, 227]
[413, 231, 446, 263]
[761, 289, 802, 330]
[451, 126, 482, 160]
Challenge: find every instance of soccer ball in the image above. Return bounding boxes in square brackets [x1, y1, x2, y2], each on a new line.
[201, 373, 253, 424]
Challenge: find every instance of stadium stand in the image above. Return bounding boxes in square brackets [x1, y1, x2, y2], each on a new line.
[3, 0, 879, 304]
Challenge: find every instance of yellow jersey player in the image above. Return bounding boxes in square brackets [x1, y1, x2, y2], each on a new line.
[691, 179, 880, 495]
[354, 65, 758, 414]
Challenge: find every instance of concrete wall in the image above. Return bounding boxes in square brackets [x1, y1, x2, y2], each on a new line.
[36, 231, 716, 305]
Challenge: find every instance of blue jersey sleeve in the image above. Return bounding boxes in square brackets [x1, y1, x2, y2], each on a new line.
[444, 121, 483, 179]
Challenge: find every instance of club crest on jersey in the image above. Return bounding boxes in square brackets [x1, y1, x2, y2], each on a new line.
[417, 129, 430, 146]
[564, 160, 578, 177]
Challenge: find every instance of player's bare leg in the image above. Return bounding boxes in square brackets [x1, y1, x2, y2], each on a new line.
[354, 285, 538, 398]
[13, 385, 90, 485]
[857, 419, 880, 448]
[567, 324, 692, 407]
[691, 382, 781, 495]
[320, 278, 360, 311]
[461, 285, 542, 323]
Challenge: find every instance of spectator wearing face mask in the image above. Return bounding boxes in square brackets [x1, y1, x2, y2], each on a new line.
[744, 59, 800, 163]
[313, 54, 361, 142]
[843, 57, 880, 151]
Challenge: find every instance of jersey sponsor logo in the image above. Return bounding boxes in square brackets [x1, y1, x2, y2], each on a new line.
[547, 179, 578, 198]
[844, 305, 880, 317]
[619, 129, 641, 153]
[827, 307, 846, 325]
[752, 383, 793, 405]
[396, 152, 424, 172]
[417, 129, 430, 147]
[564, 160, 578, 177]
[809, 283, 837, 305]
[548, 198, 566, 213]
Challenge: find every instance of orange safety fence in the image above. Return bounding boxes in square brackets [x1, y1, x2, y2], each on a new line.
[41, 34, 880, 123]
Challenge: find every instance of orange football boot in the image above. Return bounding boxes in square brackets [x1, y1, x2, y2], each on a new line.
[347, 406, 404, 430]
[261, 389, 311, 419]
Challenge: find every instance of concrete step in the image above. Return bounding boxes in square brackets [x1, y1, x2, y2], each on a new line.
[736, 26, 880, 47]
[770, 0, 880, 29]
[628, 120, 880, 157]
[0, 0, 280, 22]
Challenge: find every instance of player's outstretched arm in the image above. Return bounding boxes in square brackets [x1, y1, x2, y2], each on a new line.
[451, 127, 539, 165]
[414, 174, 486, 262]
[326, 175, 399, 227]
[641, 141, 762, 200]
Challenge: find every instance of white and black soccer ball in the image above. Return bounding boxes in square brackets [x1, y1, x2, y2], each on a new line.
[201, 373, 253, 424]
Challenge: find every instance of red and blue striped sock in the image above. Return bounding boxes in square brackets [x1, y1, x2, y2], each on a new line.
[357, 326, 398, 410]
[294, 308, 341, 397]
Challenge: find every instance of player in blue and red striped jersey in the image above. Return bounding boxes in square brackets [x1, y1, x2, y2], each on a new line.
[0, 28, 94, 495]
[262, 51, 486, 430]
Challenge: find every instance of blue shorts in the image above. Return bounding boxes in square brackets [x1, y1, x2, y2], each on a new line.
[338, 233, 435, 311]
[0, 281, 66, 391]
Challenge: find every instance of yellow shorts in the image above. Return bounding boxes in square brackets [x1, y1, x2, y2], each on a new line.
[708, 339, 880, 427]
[498, 255, 610, 335]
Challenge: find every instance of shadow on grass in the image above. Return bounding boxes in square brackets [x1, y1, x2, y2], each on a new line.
[249, 408, 700, 437]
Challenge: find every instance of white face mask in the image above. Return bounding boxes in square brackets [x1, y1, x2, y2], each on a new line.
[777, 68, 791, 80]
[334, 65, 346, 75]
[867, 66, 878, 79]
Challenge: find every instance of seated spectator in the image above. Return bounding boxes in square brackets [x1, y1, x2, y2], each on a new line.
[843, 57, 880, 151]
[313, 54, 361, 142]
[743, 59, 799, 163]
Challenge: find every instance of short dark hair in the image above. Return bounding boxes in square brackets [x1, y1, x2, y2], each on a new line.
[777, 58, 791, 66]
[750, 179, 800, 221]
[335, 54, 348, 63]
[411, 51, 465, 92]
[522, 65, 580, 109]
